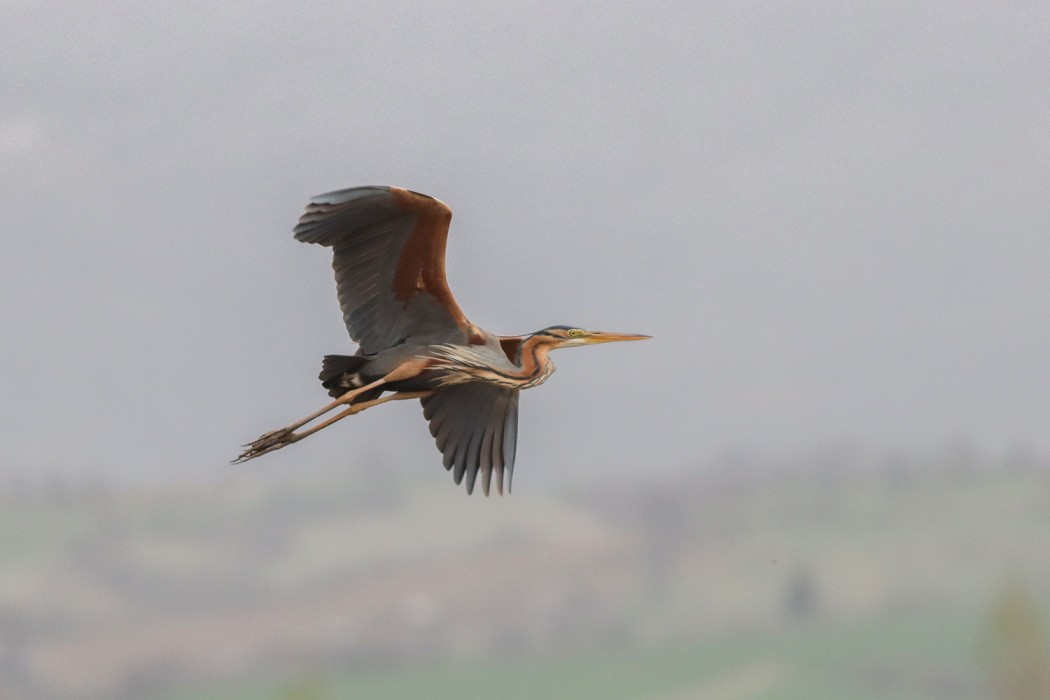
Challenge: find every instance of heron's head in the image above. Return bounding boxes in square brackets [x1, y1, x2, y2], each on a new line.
[533, 325, 651, 350]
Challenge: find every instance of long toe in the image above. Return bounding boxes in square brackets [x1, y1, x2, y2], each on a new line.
[256, 427, 292, 443]
[233, 429, 298, 463]
[234, 442, 276, 463]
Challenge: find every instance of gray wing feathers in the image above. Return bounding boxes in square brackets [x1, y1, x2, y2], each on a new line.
[498, 396, 518, 496]
[293, 186, 462, 353]
[421, 385, 520, 495]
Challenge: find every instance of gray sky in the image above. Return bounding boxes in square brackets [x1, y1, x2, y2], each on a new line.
[3, 1, 1049, 485]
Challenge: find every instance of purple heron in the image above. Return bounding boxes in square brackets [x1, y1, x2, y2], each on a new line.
[235, 186, 649, 494]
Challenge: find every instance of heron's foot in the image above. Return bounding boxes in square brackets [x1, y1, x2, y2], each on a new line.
[233, 427, 299, 463]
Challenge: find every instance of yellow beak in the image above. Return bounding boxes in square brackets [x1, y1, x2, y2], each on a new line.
[581, 331, 652, 344]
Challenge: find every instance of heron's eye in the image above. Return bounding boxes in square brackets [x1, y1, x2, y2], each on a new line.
[568, 329, 583, 337]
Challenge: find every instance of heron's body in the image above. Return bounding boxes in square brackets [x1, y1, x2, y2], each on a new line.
[236, 186, 648, 494]
[320, 330, 553, 396]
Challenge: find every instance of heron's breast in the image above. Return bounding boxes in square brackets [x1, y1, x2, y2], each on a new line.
[517, 358, 556, 389]
[426, 345, 555, 390]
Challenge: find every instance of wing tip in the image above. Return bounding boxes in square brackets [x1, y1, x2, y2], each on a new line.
[306, 185, 393, 206]
[303, 185, 445, 210]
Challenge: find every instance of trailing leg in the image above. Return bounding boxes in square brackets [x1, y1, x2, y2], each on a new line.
[233, 358, 430, 463]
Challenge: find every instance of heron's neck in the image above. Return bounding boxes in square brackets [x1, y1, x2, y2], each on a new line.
[518, 336, 556, 377]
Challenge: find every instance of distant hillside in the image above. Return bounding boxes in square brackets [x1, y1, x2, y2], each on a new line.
[0, 455, 1047, 699]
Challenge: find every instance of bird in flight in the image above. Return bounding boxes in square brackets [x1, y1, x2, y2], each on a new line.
[235, 186, 649, 494]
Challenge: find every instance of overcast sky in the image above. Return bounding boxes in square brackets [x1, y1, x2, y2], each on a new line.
[3, 1, 1048, 486]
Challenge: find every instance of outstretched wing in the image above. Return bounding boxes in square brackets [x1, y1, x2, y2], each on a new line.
[421, 384, 520, 495]
[293, 186, 472, 354]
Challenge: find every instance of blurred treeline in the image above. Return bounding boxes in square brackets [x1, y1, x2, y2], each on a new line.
[0, 448, 1047, 699]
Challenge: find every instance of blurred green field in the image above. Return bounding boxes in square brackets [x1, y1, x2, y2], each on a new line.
[4, 457, 1048, 700]
[175, 607, 1001, 700]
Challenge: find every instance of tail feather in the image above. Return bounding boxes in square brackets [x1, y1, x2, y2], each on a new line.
[320, 354, 371, 398]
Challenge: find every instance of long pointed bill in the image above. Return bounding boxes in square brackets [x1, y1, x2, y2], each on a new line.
[581, 331, 652, 345]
